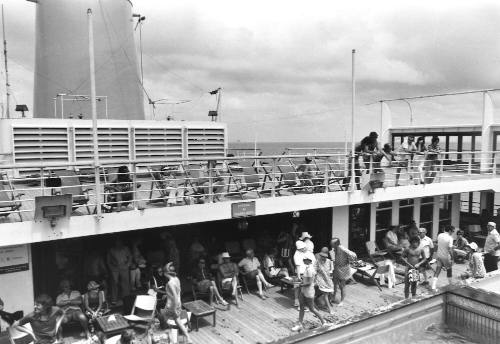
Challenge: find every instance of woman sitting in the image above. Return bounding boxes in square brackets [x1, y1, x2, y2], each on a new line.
[192, 258, 228, 306]
[148, 265, 168, 310]
[262, 248, 289, 280]
[83, 281, 108, 332]
[105, 166, 138, 211]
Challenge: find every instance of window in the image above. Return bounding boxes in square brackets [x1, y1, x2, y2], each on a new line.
[420, 197, 434, 236]
[376, 202, 392, 248]
[439, 195, 452, 228]
[399, 199, 414, 227]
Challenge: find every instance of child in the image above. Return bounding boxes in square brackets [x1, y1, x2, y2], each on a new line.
[402, 237, 426, 300]
[460, 242, 486, 281]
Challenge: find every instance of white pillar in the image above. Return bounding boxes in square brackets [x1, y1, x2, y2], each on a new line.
[480, 92, 494, 172]
[432, 196, 441, 240]
[370, 203, 377, 242]
[413, 198, 421, 228]
[391, 200, 399, 225]
[331, 206, 350, 248]
[380, 101, 392, 145]
[451, 193, 461, 229]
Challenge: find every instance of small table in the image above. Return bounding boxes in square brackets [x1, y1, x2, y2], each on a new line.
[96, 314, 130, 336]
[183, 300, 216, 331]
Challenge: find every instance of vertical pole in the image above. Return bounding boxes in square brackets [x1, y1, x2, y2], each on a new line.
[350, 49, 356, 191]
[88, 9, 101, 217]
[53, 98, 57, 118]
[2, 5, 9, 119]
[60, 95, 64, 119]
[216, 89, 222, 122]
[139, 20, 144, 86]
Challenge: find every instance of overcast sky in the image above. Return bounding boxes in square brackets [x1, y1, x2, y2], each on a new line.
[3, 0, 500, 142]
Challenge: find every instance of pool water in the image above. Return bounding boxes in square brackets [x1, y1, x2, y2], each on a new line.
[409, 323, 479, 344]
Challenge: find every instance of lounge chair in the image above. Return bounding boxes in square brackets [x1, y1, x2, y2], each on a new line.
[313, 158, 346, 191]
[227, 162, 261, 198]
[147, 165, 186, 206]
[288, 158, 325, 193]
[0, 173, 24, 221]
[275, 160, 300, 194]
[52, 170, 92, 214]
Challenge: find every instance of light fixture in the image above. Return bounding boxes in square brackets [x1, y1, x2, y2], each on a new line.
[15, 104, 28, 117]
[42, 204, 67, 228]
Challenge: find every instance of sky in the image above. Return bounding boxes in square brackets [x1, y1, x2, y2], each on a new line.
[2, 0, 500, 142]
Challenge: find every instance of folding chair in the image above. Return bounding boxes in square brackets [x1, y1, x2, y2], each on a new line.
[52, 169, 93, 214]
[0, 172, 24, 221]
[227, 164, 259, 199]
[147, 166, 186, 206]
[216, 273, 243, 308]
[314, 159, 346, 191]
[275, 160, 300, 194]
[8, 323, 35, 344]
[123, 295, 157, 325]
[365, 241, 388, 263]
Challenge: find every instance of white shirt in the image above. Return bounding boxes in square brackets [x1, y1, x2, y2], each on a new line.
[437, 232, 453, 259]
[485, 229, 500, 256]
[294, 250, 316, 275]
[303, 239, 314, 253]
[418, 235, 434, 259]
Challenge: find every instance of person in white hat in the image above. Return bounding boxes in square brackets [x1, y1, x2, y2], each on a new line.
[460, 242, 486, 281]
[299, 232, 314, 253]
[218, 252, 239, 303]
[293, 240, 315, 308]
[484, 222, 500, 272]
[431, 225, 455, 291]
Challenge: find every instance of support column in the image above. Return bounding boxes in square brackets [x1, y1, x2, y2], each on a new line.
[480, 92, 494, 172]
[413, 198, 421, 228]
[391, 200, 399, 225]
[370, 203, 377, 242]
[432, 196, 441, 239]
[331, 206, 350, 248]
[380, 101, 392, 146]
[451, 194, 461, 229]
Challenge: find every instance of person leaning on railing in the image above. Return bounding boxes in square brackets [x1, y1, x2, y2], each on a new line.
[423, 136, 441, 184]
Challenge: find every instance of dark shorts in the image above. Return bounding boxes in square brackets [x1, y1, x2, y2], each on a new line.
[196, 280, 212, 293]
[64, 309, 84, 322]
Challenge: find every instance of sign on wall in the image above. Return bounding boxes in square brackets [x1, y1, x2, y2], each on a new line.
[231, 201, 256, 218]
[0, 245, 29, 274]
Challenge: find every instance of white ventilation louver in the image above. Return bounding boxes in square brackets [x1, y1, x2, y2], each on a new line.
[186, 127, 225, 159]
[134, 127, 183, 162]
[74, 127, 130, 163]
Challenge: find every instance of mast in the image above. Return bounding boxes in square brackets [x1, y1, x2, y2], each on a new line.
[2, 5, 10, 119]
[350, 49, 356, 190]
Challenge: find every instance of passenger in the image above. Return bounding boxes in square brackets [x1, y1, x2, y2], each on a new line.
[83, 250, 108, 298]
[299, 231, 314, 253]
[148, 265, 167, 309]
[413, 136, 427, 183]
[218, 252, 240, 302]
[331, 238, 357, 306]
[431, 225, 455, 291]
[296, 155, 320, 189]
[56, 279, 90, 338]
[291, 253, 327, 332]
[401, 237, 425, 300]
[383, 226, 402, 252]
[453, 230, 469, 263]
[0, 297, 23, 331]
[460, 242, 486, 281]
[238, 249, 273, 300]
[106, 238, 132, 305]
[380, 143, 403, 186]
[398, 227, 410, 250]
[417, 228, 434, 285]
[197, 160, 225, 201]
[408, 224, 419, 240]
[160, 164, 185, 206]
[483, 222, 500, 272]
[83, 281, 107, 332]
[191, 258, 228, 306]
[159, 263, 192, 343]
[423, 136, 441, 184]
[397, 136, 417, 183]
[314, 247, 334, 314]
[262, 248, 289, 279]
[360, 131, 382, 171]
[129, 238, 147, 292]
[293, 241, 313, 308]
[13, 294, 65, 344]
[106, 165, 137, 211]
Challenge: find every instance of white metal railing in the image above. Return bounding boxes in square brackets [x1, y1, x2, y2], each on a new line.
[0, 150, 498, 223]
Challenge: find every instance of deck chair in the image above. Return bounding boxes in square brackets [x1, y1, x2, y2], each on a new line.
[216, 272, 244, 308]
[147, 166, 187, 206]
[227, 164, 259, 199]
[289, 158, 325, 193]
[52, 170, 92, 214]
[123, 295, 157, 327]
[8, 323, 36, 344]
[275, 160, 300, 194]
[369, 263, 392, 291]
[365, 241, 388, 263]
[0, 173, 24, 221]
[314, 158, 346, 191]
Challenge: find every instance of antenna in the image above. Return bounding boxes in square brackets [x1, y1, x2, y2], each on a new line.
[148, 98, 191, 120]
[2, 5, 10, 119]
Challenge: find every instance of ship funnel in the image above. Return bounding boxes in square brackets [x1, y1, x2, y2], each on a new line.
[32, 0, 145, 120]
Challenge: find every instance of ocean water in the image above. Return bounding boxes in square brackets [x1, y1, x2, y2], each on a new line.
[228, 141, 347, 156]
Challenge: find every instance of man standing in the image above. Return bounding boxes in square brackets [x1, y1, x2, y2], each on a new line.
[484, 222, 500, 272]
[331, 238, 357, 306]
[431, 225, 454, 291]
[160, 263, 192, 344]
[299, 232, 314, 253]
[107, 238, 132, 305]
[417, 228, 434, 285]
[291, 253, 327, 331]
[293, 241, 314, 308]
[238, 249, 272, 300]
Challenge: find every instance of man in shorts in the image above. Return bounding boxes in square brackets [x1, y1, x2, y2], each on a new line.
[238, 249, 272, 300]
[160, 263, 191, 343]
[484, 222, 500, 272]
[401, 237, 425, 300]
[291, 253, 327, 331]
[431, 225, 454, 291]
[417, 227, 434, 285]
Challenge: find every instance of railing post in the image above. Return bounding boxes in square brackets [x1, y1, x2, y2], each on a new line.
[438, 155, 444, 183]
[95, 165, 102, 216]
[350, 154, 356, 191]
[40, 167, 45, 196]
[493, 152, 497, 177]
[271, 158, 276, 197]
[468, 153, 472, 180]
[132, 162, 138, 210]
[323, 161, 329, 193]
[208, 163, 214, 203]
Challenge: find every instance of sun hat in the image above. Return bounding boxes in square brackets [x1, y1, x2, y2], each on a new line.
[221, 252, 231, 259]
[164, 262, 176, 275]
[299, 232, 312, 240]
[488, 222, 496, 228]
[418, 228, 427, 233]
[87, 281, 100, 291]
[296, 240, 306, 250]
[467, 242, 479, 251]
[318, 251, 329, 258]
